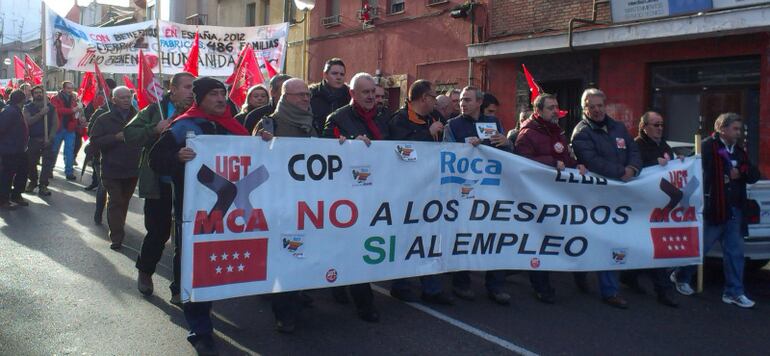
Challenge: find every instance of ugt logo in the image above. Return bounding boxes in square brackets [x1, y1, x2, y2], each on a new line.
[440, 151, 501, 186]
[193, 155, 271, 235]
[649, 169, 700, 259]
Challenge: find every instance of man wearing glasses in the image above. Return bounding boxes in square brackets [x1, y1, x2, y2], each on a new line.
[618, 111, 679, 307]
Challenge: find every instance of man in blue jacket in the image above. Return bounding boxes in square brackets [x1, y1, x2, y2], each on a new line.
[571, 88, 642, 309]
[443, 86, 511, 305]
[0, 90, 31, 208]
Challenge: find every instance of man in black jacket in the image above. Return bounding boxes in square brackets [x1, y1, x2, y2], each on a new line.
[149, 77, 251, 355]
[323, 72, 389, 143]
[571, 88, 642, 309]
[387, 80, 453, 305]
[322, 72, 384, 322]
[89, 87, 140, 250]
[310, 58, 350, 134]
[619, 111, 679, 307]
[0, 90, 31, 208]
[671, 113, 760, 308]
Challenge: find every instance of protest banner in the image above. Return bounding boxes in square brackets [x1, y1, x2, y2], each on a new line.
[44, 7, 288, 76]
[181, 136, 703, 302]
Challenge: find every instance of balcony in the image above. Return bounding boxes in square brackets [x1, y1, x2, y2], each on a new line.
[357, 6, 381, 21]
[185, 13, 208, 26]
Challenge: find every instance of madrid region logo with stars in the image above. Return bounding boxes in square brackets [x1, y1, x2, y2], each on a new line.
[191, 161, 270, 288]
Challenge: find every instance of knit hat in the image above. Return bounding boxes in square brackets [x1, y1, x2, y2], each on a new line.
[192, 77, 226, 105]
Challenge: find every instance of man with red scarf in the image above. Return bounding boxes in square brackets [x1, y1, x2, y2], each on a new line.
[321, 72, 387, 323]
[149, 77, 248, 355]
[515, 93, 586, 305]
[671, 113, 760, 308]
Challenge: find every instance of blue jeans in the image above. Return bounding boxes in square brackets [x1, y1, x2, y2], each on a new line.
[598, 271, 620, 298]
[51, 130, 75, 176]
[676, 207, 745, 297]
[391, 274, 443, 295]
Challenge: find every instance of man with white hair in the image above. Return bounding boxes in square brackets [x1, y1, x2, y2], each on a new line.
[435, 95, 453, 123]
[322, 72, 387, 323]
[323, 72, 389, 144]
[571, 87, 642, 309]
[89, 86, 141, 250]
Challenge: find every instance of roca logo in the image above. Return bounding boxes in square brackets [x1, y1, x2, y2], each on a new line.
[289, 154, 342, 181]
[440, 151, 502, 186]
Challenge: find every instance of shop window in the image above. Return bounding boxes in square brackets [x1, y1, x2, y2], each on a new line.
[246, 3, 256, 26]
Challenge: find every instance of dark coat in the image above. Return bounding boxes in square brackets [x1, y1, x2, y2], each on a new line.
[242, 102, 276, 134]
[89, 107, 140, 179]
[701, 134, 760, 224]
[571, 115, 642, 179]
[388, 105, 442, 142]
[322, 104, 390, 140]
[0, 104, 28, 154]
[442, 114, 504, 148]
[515, 116, 577, 168]
[149, 117, 239, 223]
[310, 81, 350, 134]
[634, 132, 674, 168]
[24, 101, 58, 139]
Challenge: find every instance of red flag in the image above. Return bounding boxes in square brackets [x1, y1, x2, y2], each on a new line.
[521, 64, 568, 119]
[24, 55, 44, 85]
[122, 75, 136, 90]
[183, 31, 200, 77]
[228, 44, 264, 108]
[192, 238, 268, 288]
[13, 56, 26, 81]
[79, 72, 97, 107]
[225, 45, 250, 85]
[137, 49, 164, 110]
[262, 56, 277, 79]
[650, 227, 699, 259]
[93, 63, 110, 108]
[521, 64, 540, 105]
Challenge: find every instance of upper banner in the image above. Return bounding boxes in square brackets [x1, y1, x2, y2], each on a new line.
[44, 7, 288, 76]
[181, 136, 704, 302]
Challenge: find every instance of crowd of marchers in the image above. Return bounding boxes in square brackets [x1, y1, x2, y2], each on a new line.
[0, 57, 760, 356]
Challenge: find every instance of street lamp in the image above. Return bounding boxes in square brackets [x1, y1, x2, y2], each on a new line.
[293, 0, 315, 80]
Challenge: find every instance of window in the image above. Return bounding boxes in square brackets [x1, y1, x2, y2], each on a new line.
[147, 5, 155, 20]
[327, 0, 340, 16]
[246, 3, 256, 26]
[388, 0, 405, 14]
[261, 0, 270, 25]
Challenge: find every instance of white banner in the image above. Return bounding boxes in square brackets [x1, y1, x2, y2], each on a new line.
[44, 7, 288, 76]
[181, 136, 704, 302]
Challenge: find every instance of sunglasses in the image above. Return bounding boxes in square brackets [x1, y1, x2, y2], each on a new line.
[650, 123, 664, 128]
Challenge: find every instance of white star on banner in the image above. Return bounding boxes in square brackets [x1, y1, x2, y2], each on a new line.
[238, 264, 245, 272]
[244, 251, 251, 259]
[221, 252, 229, 260]
[227, 265, 234, 273]
[215, 266, 222, 274]
[233, 252, 240, 260]
[210, 253, 217, 262]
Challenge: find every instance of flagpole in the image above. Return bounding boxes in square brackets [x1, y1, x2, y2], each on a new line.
[41, 1, 48, 143]
[154, 0, 166, 121]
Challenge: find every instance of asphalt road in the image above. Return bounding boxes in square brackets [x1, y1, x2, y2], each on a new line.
[1, 161, 769, 356]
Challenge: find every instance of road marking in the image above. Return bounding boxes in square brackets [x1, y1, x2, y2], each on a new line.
[370, 285, 539, 356]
